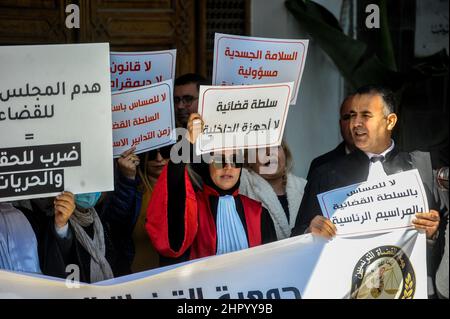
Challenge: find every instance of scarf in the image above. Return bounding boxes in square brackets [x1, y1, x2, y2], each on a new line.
[216, 195, 249, 254]
[69, 207, 113, 283]
[0, 203, 41, 273]
[190, 160, 247, 254]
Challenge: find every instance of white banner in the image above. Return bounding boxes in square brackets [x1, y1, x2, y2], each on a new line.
[212, 33, 308, 104]
[196, 82, 293, 155]
[111, 80, 176, 157]
[0, 43, 113, 202]
[0, 229, 427, 299]
[317, 170, 429, 236]
[110, 50, 176, 92]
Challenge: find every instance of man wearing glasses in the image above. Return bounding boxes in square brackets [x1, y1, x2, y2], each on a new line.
[306, 94, 356, 180]
[174, 73, 208, 128]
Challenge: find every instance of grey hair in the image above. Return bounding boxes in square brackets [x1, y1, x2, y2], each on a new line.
[355, 84, 396, 115]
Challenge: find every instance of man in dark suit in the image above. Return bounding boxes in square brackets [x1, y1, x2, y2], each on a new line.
[306, 95, 356, 181]
[293, 85, 441, 240]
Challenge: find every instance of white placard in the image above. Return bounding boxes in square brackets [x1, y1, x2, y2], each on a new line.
[111, 80, 176, 157]
[212, 33, 308, 104]
[196, 82, 293, 155]
[0, 229, 427, 299]
[0, 43, 113, 202]
[110, 49, 176, 91]
[317, 170, 429, 236]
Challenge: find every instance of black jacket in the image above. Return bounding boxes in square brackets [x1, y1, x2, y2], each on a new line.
[293, 147, 439, 236]
[306, 142, 347, 181]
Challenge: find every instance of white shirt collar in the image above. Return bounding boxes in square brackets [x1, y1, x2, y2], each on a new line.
[365, 139, 395, 160]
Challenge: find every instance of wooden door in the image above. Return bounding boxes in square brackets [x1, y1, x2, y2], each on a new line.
[0, 0, 250, 78]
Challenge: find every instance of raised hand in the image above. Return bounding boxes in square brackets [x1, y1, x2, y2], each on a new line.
[186, 113, 204, 144]
[118, 146, 140, 180]
[54, 191, 76, 229]
[309, 215, 337, 239]
[412, 210, 440, 239]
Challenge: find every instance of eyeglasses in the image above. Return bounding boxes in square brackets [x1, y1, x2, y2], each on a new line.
[174, 95, 198, 105]
[211, 155, 243, 169]
[146, 146, 172, 161]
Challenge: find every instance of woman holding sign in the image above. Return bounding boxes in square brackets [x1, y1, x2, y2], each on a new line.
[44, 191, 115, 284]
[145, 114, 277, 266]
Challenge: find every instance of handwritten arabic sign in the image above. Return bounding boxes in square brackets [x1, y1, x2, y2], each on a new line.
[212, 33, 308, 104]
[196, 82, 293, 155]
[0, 43, 113, 202]
[111, 80, 176, 157]
[0, 229, 426, 299]
[110, 50, 176, 92]
[317, 170, 429, 236]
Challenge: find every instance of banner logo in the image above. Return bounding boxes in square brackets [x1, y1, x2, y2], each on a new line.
[351, 245, 415, 299]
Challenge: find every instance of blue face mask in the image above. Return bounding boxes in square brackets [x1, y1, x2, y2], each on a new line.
[74, 192, 101, 209]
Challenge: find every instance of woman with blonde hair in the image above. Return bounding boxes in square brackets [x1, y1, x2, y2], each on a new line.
[239, 141, 307, 239]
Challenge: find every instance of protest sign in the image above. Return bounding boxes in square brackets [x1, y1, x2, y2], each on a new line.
[110, 49, 176, 91]
[317, 170, 429, 235]
[212, 33, 308, 104]
[0, 43, 113, 202]
[196, 82, 293, 155]
[0, 228, 426, 299]
[111, 80, 176, 157]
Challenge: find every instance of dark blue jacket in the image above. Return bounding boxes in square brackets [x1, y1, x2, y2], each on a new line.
[99, 172, 143, 276]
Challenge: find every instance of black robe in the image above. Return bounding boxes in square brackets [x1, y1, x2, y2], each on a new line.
[157, 161, 277, 266]
[293, 147, 440, 236]
[306, 141, 348, 181]
[292, 147, 446, 283]
[21, 202, 117, 284]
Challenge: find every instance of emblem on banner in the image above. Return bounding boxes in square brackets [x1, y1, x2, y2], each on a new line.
[350, 245, 415, 299]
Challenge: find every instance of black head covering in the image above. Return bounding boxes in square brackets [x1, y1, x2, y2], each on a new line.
[191, 161, 241, 196]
